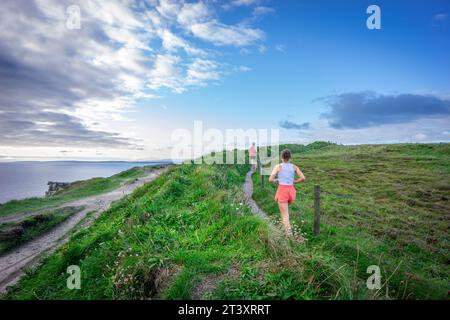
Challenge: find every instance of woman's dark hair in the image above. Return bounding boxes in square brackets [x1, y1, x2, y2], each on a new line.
[281, 149, 292, 161]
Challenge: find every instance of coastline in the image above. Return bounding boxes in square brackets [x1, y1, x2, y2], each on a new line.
[0, 161, 173, 205]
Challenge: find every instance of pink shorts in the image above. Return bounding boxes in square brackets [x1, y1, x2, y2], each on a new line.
[275, 185, 296, 204]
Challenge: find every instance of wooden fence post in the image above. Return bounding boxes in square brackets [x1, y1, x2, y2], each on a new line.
[314, 185, 321, 235]
[261, 170, 265, 188]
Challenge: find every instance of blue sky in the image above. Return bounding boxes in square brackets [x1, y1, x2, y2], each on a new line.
[0, 0, 449, 160]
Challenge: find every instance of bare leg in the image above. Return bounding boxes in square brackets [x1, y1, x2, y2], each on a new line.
[278, 202, 292, 236]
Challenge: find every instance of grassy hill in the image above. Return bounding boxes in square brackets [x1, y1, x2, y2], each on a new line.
[253, 142, 449, 299]
[3, 144, 449, 299]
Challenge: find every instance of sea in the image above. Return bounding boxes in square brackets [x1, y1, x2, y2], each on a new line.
[0, 161, 169, 204]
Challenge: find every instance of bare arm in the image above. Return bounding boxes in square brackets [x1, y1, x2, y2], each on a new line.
[294, 165, 305, 184]
[268, 164, 280, 183]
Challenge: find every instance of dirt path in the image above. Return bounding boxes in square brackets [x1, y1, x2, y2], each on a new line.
[243, 168, 269, 220]
[0, 166, 169, 293]
[245, 168, 305, 246]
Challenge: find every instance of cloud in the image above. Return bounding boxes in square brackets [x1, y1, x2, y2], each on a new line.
[279, 121, 310, 130]
[0, 0, 154, 148]
[158, 29, 205, 55]
[275, 44, 286, 53]
[154, 0, 264, 47]
[146, 55, 220, 92]
[190, 20, 264, 46]
[186, 58, 221, 86]
[0, 111, 136, 147]
[0, 0, 270, 148]
[147, 54, 185, 93]
[230, 0, 260, 7]
[432, 13, 448, 27]
[176, 1, 210, 25]
[236, 65, 252, 72]
[433, 13, 448, 21]
[222, 0, 260, 10]
[321, 92, 450, 129]
[280, 117, 450, 145]
[253, 6, 275, 17]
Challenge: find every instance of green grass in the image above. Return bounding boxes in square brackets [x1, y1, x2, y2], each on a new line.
[2, 144, 449, 300]
[253, 142, 450, 299]
[0, 206, 84, 255]
[0, 165, 167, 218]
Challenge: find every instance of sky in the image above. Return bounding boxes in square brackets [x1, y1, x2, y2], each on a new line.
[0, 0, 449, 161]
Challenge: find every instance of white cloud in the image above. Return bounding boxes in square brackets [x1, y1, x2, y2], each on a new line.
[258, 45, 267, 53]
[83, 0, 145, 29]
[253, 6, 275, 17]
[231, 0, 260, 7]
[275, 44, 286, 53]
[236, 65, 252, 72]
[147, 54, 185, 93]
[155, 0, 181, 19]
[190, 20, 264, 46]
[147, 55, 221, 92]
[158, 29, 205, 56]
[160, 28, 187, 50]
[186, 58, 220, 86]
[0, 0, 272, 151]
[177, 1, 210, 26]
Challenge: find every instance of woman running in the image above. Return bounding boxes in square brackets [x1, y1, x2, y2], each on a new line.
[269, 149, 306, 236]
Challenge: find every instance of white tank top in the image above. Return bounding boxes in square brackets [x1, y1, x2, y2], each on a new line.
[278, 163, 295, 186]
